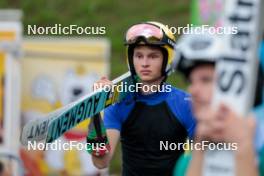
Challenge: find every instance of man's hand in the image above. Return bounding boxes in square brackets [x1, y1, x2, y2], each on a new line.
[86, 113, 111, 157]
[195, 104, 256, 146]
[93, 76, 113, 91]
[214, 105, 256, 149]
[194, 107, 221, 142]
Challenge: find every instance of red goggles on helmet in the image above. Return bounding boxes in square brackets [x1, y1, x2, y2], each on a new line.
[125, 23, 175, 48]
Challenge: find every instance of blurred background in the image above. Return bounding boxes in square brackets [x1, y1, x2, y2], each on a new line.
[1, 0, 192, 82]
[0, 0, 223, 175]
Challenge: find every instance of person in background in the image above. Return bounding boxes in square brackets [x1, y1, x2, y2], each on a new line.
[173, 30, 263, 176]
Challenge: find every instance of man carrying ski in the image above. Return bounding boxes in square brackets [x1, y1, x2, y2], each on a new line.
[88, 21, 196, 176]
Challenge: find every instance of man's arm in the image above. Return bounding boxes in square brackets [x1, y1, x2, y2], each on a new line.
[235, 137, 258, 176]
[186, 149, 204, 176]
[187, 105, 259, 176]
[91, 76, 121, 169]
[92, 129, 120, 169]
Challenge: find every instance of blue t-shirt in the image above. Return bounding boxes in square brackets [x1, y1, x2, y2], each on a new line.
[103, 85, 196, 175]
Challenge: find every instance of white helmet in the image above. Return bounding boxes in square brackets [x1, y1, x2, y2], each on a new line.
[173, 28, 223, 77]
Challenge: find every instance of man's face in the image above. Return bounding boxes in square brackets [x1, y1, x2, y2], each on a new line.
[133, 45, 163, 83]
[188, 64, 215, 114]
